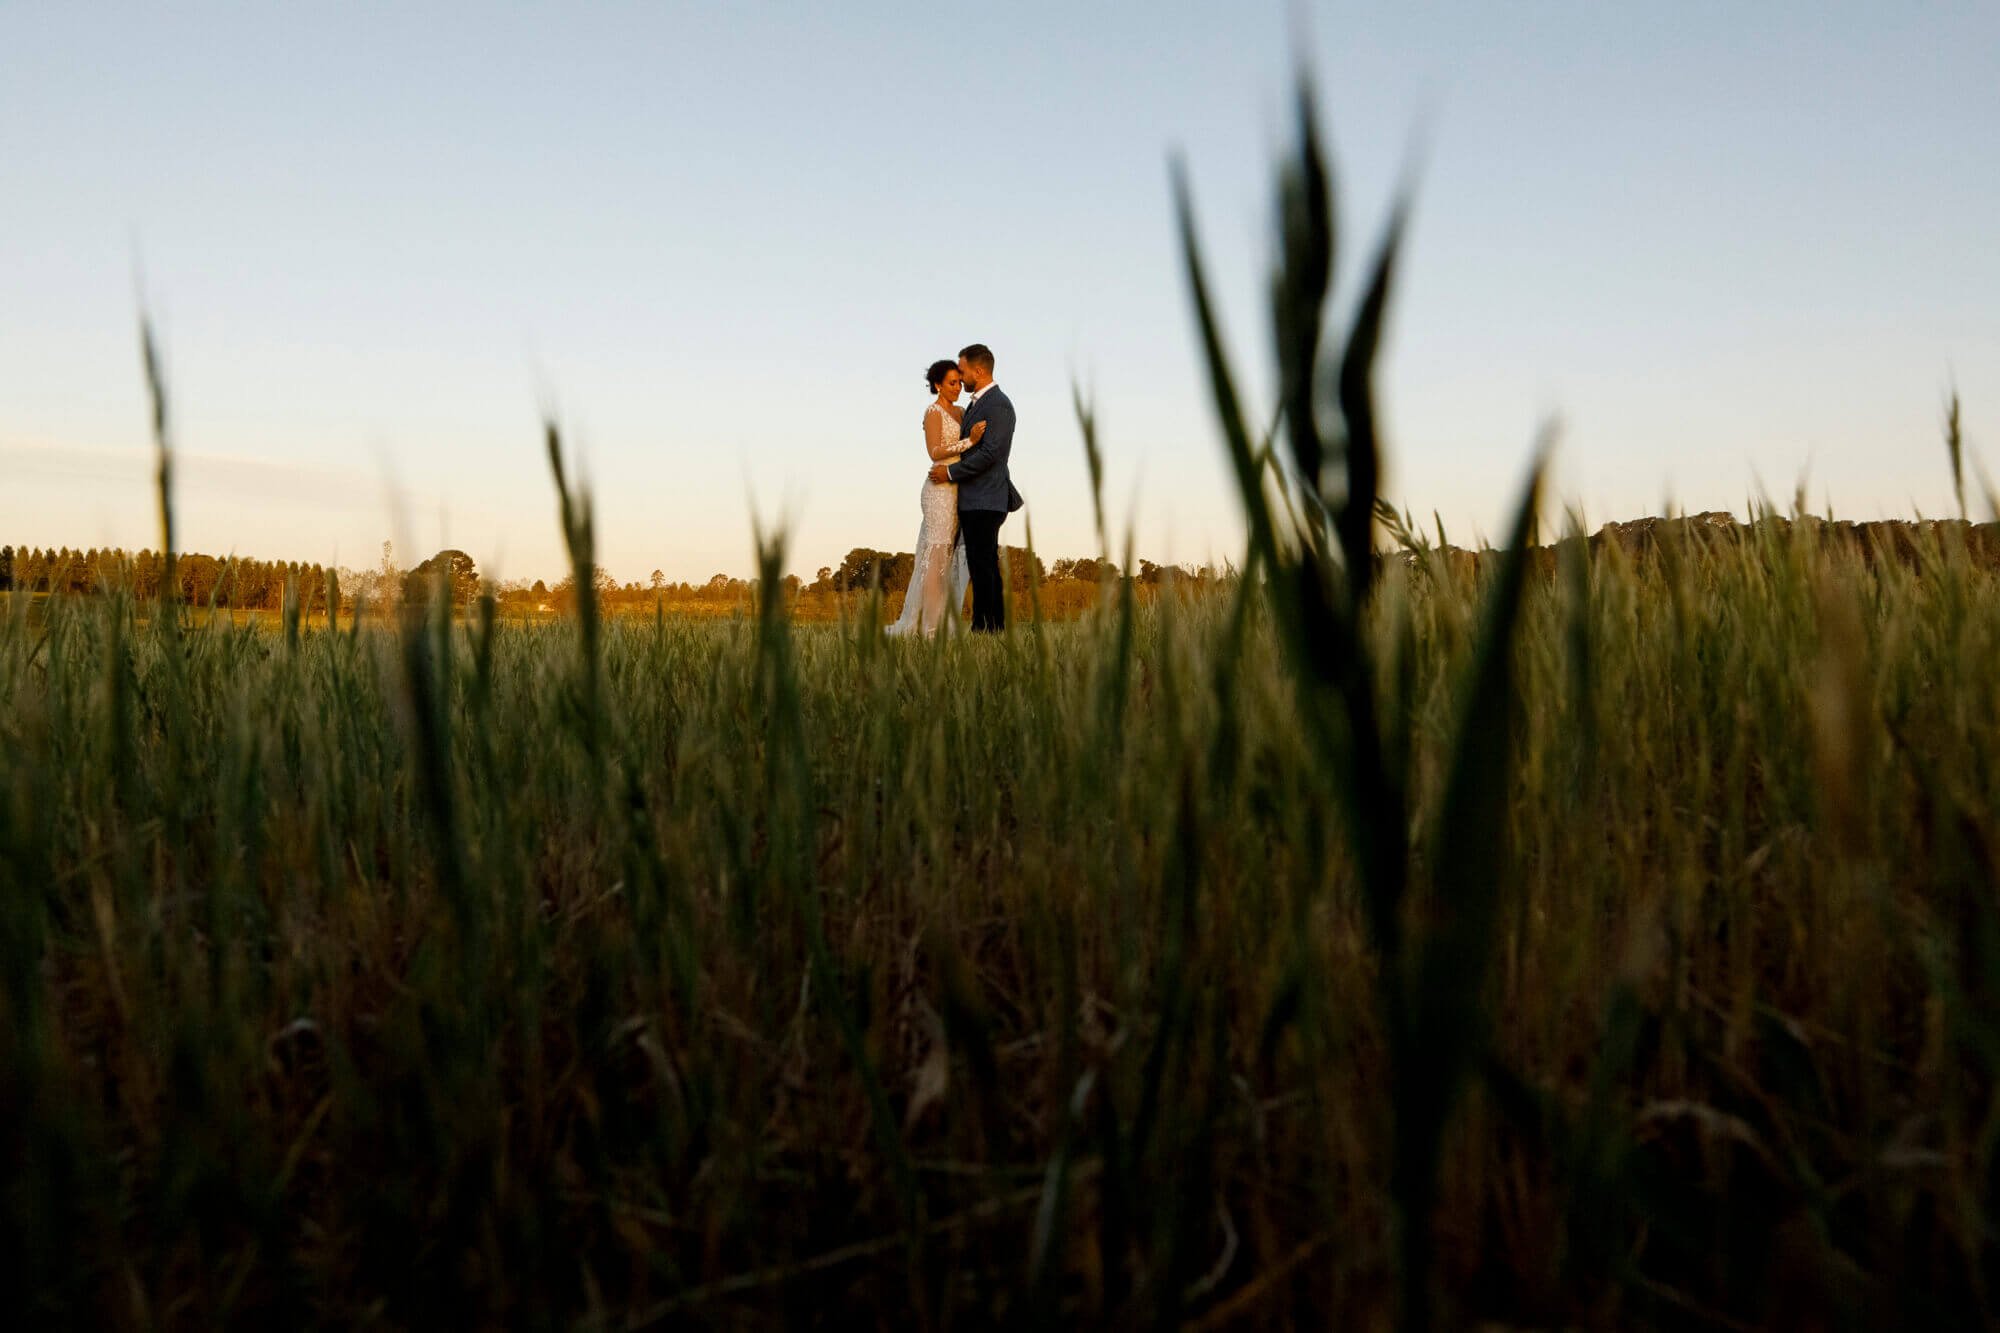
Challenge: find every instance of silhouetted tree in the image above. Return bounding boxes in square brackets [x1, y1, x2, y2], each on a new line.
[1003, 545, 1044, 591]
[833, 547, 902, 592]
[406, 549, 478, 607]
[180, 554, 221, 605]
[552, 565, 616, 611]
[883, 553, 915, 592]
[131, 550, 160, 600]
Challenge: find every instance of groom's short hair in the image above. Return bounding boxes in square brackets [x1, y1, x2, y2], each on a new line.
[959, 343, 995, 373]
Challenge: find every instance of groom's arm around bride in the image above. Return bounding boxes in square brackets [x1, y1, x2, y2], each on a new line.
[930, 386, 1024, 514]
[943, 392, 1012, 490]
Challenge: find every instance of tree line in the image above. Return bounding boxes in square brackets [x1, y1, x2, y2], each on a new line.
[1, 540, 1228, 620]
[0, 543, 483, 612]
[806, 547, 1220, 594]
[1, 545, 335, 609]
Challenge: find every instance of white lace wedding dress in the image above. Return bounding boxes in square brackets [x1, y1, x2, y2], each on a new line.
[885, 404, 972, 636]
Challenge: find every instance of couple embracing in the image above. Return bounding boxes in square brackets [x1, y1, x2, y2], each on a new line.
[884, 342, 1024, 637]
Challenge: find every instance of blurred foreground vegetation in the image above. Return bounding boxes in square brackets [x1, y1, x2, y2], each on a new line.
[5, 513, 1999, 1327]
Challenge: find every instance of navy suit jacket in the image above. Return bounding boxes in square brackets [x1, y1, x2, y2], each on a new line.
[948, 385, 1025, 514]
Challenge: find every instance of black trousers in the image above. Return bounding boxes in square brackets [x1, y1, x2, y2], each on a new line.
[959, 509, 1007, 633]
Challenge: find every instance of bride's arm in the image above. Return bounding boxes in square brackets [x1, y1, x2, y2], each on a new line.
[924, 408, 955, 462]
[925, 411, 985, 461]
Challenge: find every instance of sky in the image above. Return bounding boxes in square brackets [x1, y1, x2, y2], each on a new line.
[4, 3, 1997, 585]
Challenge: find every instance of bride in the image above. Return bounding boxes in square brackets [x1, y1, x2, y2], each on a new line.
[885, 359, 980, 636]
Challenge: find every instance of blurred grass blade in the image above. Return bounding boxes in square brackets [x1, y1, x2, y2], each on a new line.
[1273, 82, 1334, 509]
[1333, 193, 1409, 609]
[1398, 440, 1546, 1332]
[1073, 385, 1111, 563]
[1945, 385, 1966, 522]
[1174, 159, 1278, 575]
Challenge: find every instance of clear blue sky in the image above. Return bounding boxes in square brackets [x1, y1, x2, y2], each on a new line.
[4, 3, 1996, 583]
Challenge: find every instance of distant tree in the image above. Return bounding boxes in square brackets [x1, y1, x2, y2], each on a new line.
[833, 547, 900, 592]
[552, 565, 616, 611]
[695, 573, 749, 604]
[650, 569, 666, 592]
[883, 552, 915, 593]
[491, 578, 531, 610]
[240, 558, 275, 609]
[130, 550, 159, 600]
[406, 548, 478, 606]
[331, 565, 367, 609]
[1053, 557, 1118, 583]
[180, 554, 221, 605]
[212, 557, 238, 607]
[1002, 546, 1044, 591]
[0, 545, 12, 592]
[97, 549, 129, 591]
[375, 540, 401, 609]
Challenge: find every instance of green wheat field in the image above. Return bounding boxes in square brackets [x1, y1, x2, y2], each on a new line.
[5, 99, 1997, 1329]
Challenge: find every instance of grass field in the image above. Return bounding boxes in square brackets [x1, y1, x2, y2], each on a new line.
[5, 92, 1996, 1330]
[9, 503, 1999, 1329]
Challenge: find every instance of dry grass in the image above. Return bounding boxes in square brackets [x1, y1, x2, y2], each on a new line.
[4, 512, 1996, 1328]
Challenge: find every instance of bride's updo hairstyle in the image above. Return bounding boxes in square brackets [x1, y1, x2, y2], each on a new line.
[925, 359, 956, 394]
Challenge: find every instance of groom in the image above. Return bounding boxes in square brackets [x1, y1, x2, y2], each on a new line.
[929, 342, 1024, 632]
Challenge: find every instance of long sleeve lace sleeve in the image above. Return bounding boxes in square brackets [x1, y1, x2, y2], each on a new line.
[923, 407, 957, 462]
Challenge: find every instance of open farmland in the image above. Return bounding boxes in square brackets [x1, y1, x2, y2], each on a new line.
[6, 503, 1999, 1327]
